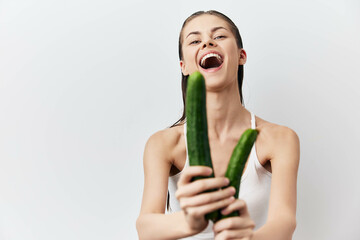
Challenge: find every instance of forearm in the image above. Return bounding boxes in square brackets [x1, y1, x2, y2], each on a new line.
[252, 218, 296, 240]
[136, 211, 200, 240]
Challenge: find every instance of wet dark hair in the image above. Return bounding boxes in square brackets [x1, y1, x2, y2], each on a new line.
[169, 10, 245, 129]
[166, 10, 245, 212]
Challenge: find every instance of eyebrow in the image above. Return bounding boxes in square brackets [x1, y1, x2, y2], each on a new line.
[186, 26, 228, 39]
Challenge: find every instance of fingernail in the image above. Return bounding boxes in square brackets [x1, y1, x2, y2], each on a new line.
[228, 187, 235, 194]
[228, 196, 235, 202]
[224, 178, 230, 185]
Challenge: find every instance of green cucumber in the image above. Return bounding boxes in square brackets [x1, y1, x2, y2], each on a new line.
[219, 128, 258, 220]
[185, 71, 219, 221]
[185, 71, 259, 222]
[186, 71, 214, 176]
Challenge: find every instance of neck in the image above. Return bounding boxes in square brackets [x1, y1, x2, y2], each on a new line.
[206, 80, 250, 142]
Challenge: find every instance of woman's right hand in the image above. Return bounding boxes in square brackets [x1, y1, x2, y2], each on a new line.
[175, 166, 236, 233]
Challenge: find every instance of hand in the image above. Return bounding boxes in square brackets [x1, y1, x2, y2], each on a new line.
[213, 199, 255, 240]
[175, 166, 236, 233]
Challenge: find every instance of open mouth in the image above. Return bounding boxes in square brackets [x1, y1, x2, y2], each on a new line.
[199, 52, 223, 70]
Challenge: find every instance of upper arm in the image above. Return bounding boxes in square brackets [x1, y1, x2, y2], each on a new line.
[267, 126, 300, 227]
[139, 131, 173, 215]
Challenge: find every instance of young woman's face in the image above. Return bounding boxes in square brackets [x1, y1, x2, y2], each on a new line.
[180, 14, 246, 90]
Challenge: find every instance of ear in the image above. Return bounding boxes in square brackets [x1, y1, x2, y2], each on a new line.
[238, 48, 247, 65]
[180, 60, 189, 76]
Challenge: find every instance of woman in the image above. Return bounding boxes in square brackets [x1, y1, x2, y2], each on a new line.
[136, 10, 300, 240]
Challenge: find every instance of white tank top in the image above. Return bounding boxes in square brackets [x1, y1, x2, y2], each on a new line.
[166, 112, 272, 239]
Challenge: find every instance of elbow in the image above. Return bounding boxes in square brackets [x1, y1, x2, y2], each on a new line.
[266, 215, 297, 240]
[136, 215, 145, 240]
[289, 215, 297, 232]
[291, 218, 297, 236]
[136, 215, 152, 240]
[283, 213, 297, 236]
[286, 217, 297, 240]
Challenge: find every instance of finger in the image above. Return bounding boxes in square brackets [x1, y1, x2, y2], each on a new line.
[214, 229, 254, 240]
[185, 196, 236, 219]
[213, 216, 255, 234]
[220, 199, 250, 217]
[180, 186, 236, 209]
[176, 177, 230, 199]
[177, 166, 213, 186]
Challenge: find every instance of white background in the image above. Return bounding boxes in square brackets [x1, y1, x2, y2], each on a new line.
[1, 0, 359, 239]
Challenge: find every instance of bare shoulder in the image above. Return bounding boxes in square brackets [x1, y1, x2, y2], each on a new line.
[256, 116, 299, 226]
[144, 123, 184, 165]
[255, 116, 300, 162]
[140, 124, 185, 215]
[255, 115, 299, 141]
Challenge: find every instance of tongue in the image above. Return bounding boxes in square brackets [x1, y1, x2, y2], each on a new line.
[203, 57, 222, 69]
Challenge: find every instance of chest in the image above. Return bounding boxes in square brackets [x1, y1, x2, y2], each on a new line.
[171, 133, 271, 176]
[209, 140, 241, 177]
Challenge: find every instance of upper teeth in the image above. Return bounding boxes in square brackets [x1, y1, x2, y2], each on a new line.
[200, 53, 222, 67]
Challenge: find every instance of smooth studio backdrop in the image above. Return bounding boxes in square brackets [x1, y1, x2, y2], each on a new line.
[0, 0, 359, 239]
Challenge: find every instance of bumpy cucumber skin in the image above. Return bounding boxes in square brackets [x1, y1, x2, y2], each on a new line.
[185, 71, 219, 221]
[219, 128, 258, 220]
[186, 72, 214, 175]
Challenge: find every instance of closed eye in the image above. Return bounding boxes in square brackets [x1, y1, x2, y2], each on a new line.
[190, 40, 201, 45]
[214, 35, 226, 40]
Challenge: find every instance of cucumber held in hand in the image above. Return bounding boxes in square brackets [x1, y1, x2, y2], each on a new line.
[186, 71, 214, 177]
[219, 128, 258, 220]
[185, 71, 219, 221]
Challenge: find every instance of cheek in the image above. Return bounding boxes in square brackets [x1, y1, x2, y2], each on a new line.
[226, 50, 239, 66]
[227, 46, 241, 66]
[184, 47, 194, 57]
[183, 50, 197, 66]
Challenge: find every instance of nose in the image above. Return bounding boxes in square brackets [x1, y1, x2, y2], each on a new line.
[201, 39, 217, 49]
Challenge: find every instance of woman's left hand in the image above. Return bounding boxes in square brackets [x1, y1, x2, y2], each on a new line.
[213, 199, 255, 240]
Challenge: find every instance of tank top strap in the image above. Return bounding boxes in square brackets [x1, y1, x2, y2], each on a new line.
[250, 112, 256, 129]
[183, 121, 189, 167]
[238, 111, 256, 183]
[184, 121, 187, 148]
